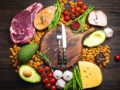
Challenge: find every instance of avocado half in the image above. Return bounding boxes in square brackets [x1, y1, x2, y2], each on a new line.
[83, 30, 106, 47]
[19, 65, 41, 83]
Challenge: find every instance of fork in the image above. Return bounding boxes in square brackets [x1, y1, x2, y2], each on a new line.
[56, 26, 62, 68]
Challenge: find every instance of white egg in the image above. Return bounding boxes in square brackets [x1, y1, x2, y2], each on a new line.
[53, 70, 63, 80]
[56, 79, 66, 89]
[104, 27, 113, 38]
[63, 70, 73, 81]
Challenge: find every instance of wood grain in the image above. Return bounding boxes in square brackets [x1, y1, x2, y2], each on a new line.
[0, 0, 120, 90]
[40, 26, 95, 68]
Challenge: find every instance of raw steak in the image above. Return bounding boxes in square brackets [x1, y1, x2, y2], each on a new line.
[10, 2, 43, 44]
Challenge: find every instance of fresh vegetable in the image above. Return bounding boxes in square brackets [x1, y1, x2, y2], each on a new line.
[78, 61, 102, 89]
[64, 66, 83, 90]
[73, 6, 94, 32]
[83, 30, 106, 47]
[104, 27, 113, 38]
[37, 66, 57, 90]
[88, 10, 107, 27]
[56, 79, 66, 89]
[63, 70, 73, 81]
[70, 21, 80, 30]
[18, 43, 39, 63]
[115, 55, 120, 61]
[61, 1, 88, 23]
[53, 70, 63, 80]
[34, 6, 57, 30]
[19, 65, 41, 83]
[48, 0, 62, 30]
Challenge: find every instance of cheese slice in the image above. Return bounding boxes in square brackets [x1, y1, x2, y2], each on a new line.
[78, 61, 102, 89]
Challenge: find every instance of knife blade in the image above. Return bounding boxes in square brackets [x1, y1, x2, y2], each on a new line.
[62, 23, 67, 69]
[62, 24, 67, 48]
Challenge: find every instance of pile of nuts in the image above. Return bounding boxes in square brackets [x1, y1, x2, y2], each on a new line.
[80, 45, 110, 68]
[9, 44, 20, 72]
[31, 31, 44, 44]
[27, 54, 43, 69]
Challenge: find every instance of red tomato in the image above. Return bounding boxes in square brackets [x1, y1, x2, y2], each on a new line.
[80, 9, 85, 14]
[70, 14, 76, 20]
[37, 67, 43, 74]
[75, 7, 80, 12]
[115, 55, 120, 61]
[51, 86, 57, 90]
[82, 4, 87, 10]
[42, 78, 49, 84]
[77, 1, 83, 7]
[70, 7, 76, 12]
[45, 83, 51, 89]
[47, 72, 53, 78]
[50, 78, 56, 84]
[64, 15, 70, 22]
[75, 11, 81, 17]
[63, 10, 69, 16]
[41, 73, 46, 78]
[44, 66, 50, 72]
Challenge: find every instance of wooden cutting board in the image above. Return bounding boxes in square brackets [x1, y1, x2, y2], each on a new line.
[40, 26, 95, 68]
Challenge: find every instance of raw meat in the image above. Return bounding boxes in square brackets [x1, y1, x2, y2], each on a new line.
[10, 2, 43, 44]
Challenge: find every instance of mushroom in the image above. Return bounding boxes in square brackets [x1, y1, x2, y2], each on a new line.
[88, 10, 107, 27]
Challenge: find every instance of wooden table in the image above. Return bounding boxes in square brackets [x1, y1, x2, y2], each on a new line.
[0, 0, 120, 90]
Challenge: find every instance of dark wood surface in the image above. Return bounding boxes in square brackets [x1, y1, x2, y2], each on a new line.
[0, 0, 120, 90]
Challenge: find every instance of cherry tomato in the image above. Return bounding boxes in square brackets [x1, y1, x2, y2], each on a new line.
[37, 67, 43, 74]
[80, 9, 85, 14]
[70, 7, 76, 13]
[45, 83, 51, 89]
[63, 10, 69, 16]
[75, 11, 81, 17]
[42, 78, 49, 84]
[82, 4, 87, 10]
[47, 72, 53, 78]
[51, 85, 57, 90]
[44, 66, 50, 72]
[77, 1, 83, 7]
[41, 73, 46, 78]
[115, 55, 120, 61]
[64, 15, 70, 22]
[70, 14, 76, 20]
[50, 78, 56, 84]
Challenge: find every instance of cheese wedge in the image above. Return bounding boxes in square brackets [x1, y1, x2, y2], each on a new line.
[78, 61, 102, 89]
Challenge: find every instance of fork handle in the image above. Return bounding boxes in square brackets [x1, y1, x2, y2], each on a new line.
[58, 50, 62, 65]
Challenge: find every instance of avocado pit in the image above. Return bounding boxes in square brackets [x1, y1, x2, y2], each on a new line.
[23, 69, 32, 77]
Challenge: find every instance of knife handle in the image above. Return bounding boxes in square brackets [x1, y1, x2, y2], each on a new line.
[58, 50, 62, 65]
[63, 49, 67, 65]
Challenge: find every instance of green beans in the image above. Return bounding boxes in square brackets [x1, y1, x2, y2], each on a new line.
[64, 65, 83, 90]
[48, 0, 62, 30]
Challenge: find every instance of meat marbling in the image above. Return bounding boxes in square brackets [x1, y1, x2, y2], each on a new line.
[10, 2, 43, 44]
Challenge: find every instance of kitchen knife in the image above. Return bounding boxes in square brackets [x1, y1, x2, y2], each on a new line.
[62, 23, 67, 69]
